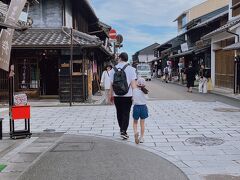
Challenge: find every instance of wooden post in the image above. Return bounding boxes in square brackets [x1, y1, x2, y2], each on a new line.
[70, 28, 73, 106]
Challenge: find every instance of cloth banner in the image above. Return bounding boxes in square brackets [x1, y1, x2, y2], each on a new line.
[0, 0, 27, 71]
[207, 78, 213, 91]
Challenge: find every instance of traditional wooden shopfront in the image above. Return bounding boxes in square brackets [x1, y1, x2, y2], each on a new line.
[215, 50, 235, 89]
[0, 28, 111, 102]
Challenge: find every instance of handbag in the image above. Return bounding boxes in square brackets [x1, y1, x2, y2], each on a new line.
[207, 78, 213, 91]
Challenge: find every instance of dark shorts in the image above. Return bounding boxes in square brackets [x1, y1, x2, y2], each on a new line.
[133, 105, 148, 120]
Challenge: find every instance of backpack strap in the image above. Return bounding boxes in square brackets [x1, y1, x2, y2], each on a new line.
[122, 63, 129, 71]
[113, 63, 129, 72]
[113, 66, 118, 72]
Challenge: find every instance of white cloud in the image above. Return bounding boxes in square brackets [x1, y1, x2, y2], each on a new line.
[91, 0, 206, 56]
[92, 0, 206, 27]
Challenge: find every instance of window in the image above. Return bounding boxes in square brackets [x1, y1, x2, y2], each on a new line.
[72, 60, 83, 76]
[182, 14, 187, 27]
[18, 59, 38, 89]
[137, 65, 150, 71]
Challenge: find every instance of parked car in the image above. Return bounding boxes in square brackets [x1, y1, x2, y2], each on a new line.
[136, 64, 151, 81]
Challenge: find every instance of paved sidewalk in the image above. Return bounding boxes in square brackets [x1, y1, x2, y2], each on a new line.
[18, 135, 188, 180]
[0, 133, 63, 180]
[0, 91, 105, 108]
[168, 78, 240, 101]
[1, 100, 240, 179]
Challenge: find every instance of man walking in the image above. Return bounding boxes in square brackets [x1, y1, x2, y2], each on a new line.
[109, 52, 137, 140]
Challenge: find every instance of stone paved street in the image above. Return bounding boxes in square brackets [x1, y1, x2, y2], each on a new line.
[2, 98, 240, 179]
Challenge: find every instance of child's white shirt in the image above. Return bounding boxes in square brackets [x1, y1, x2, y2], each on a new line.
[133, 88, 147, 105]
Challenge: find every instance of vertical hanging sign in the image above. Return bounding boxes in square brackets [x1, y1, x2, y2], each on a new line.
[0, 0, 27, 71]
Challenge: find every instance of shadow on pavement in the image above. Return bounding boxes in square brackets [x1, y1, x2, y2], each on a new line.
[18, 135, 189, 180]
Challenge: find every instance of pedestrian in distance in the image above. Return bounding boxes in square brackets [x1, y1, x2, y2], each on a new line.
[109, 52, 137, 140]
[100, 65, 112, 104]
[198, 64, 207, 94]
[163, 66, 169, 83]
[184, 63, 196, 93]
[132, 78, 149, 144]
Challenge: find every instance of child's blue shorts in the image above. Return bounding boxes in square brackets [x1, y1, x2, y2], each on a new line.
[133, 105, 148, 120]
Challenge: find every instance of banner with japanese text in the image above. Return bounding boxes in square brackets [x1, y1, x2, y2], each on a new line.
[0, 0, 27, 71]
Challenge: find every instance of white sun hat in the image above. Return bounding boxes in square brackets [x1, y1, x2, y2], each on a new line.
[137, 78, 146, 86]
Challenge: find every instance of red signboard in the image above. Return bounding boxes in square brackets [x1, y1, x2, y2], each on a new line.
[109, 29, 117, 39]
[12, 105, 30, 120]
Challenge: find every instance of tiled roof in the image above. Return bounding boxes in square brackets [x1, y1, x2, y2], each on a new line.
[12, 28, 102, 48]
[202, 17, 240, 40]
[169, 50, 194, 58]
[223, 42, 240, 50]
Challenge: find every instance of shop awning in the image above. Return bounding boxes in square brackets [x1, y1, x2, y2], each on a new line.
[191, 10, 228, 30]
[223, 42, 240, 50]
[194, 45, 211, 54]
[169, 50, 194, 58]
[12, 27, 102, 49]
[202, 16, 240, 40]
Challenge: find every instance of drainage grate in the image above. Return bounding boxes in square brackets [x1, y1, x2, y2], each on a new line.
[51, 142, 94, 152]
[214, 108, 240, 112]
[185, 137, 224, 146]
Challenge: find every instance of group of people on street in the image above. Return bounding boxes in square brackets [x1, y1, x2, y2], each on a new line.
[101, 52, 148, 144]
[184, 62, 212, 93]
[100, 54, 213, 144]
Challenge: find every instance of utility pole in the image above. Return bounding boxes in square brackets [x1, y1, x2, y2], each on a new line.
[70, 28, 73, 106]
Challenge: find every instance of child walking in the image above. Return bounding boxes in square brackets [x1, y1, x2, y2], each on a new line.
[132, 78, 149, 144]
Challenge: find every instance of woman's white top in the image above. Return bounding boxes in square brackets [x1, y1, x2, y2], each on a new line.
[133, 88, 147, 105]
[101, 70, 111, 90]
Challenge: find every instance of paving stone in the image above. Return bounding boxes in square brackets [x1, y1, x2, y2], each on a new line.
[9, 153, 40, 163]
[20, 147, 49, 154]
[0, 172, 20, 180]
[2, 100, 240, 179]
[182, 161, 203, 168]
[2, 162, 30, 173]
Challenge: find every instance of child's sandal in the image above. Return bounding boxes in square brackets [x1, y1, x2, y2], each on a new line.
[134, 132, 139, 144]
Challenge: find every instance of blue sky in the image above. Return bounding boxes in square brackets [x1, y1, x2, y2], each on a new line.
[90, 0, 206, 58]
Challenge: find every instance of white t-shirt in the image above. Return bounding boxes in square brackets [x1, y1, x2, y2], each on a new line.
[101, 70, 111, 89]
[133, 88, 147, 105]
[109, 62, 137, 97]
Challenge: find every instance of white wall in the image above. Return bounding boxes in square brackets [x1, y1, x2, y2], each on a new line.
[138, 54, 155, 63]
[65, 0, 73, 28]
[229, 0, 232, 20]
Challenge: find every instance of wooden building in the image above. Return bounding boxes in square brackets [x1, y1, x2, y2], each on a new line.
[0, 0, 112, 102]
[202, 0, 240, 93]
[155, 5, 229, 80]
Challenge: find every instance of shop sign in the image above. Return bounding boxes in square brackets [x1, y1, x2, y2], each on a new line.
[109, 29, 117, 40]
[0, 0, 27, 71]
[181, 43, 189, 52]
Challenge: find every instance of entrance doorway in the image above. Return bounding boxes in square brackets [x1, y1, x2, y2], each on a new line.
[39, 57, 59, 96]
[215, 50, 235, 89]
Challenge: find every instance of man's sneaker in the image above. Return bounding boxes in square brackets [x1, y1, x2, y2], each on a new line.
[139, 137, 144, 143]
[121, 132, 129, 140]
[134, 132, 139, 144]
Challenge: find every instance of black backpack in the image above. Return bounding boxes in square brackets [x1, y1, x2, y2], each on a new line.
[112, 64, 129, 96]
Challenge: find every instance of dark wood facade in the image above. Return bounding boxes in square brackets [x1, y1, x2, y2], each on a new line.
[0, 0, 112, 102]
